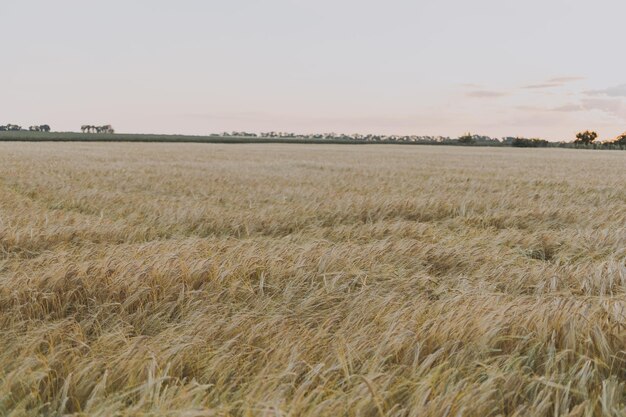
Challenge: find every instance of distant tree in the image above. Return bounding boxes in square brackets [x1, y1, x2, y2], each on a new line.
[600, 132, 626, 148]
[511, 138, 549, 148]
[611, 132, 626, 145]
[458, 133, 474, 144]
[27, 125, 50, 132]
[574, 130, 598, 145]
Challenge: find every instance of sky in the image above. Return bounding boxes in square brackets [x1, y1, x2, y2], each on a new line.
[2, 0, 626, 141]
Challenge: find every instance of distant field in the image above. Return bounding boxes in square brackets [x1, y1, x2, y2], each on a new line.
[1, 143, 625, 416]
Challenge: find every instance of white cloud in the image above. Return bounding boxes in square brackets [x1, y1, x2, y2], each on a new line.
[551, 104, 584, 112]
[547, 76, 585, 83]
[466, 90, 508, 98]
[523, 83, 562, 89]
[585, 84, 626, 97]
[580, 98, 626, 120]
[522, 76, 584, 90]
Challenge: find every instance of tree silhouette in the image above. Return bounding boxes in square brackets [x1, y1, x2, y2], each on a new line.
[610, 132, 626, 145]
[574, 131, 597, 145]
[458, 133, 474, 144]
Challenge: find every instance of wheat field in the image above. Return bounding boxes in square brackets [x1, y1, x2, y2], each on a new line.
[0, 143, 625, 416]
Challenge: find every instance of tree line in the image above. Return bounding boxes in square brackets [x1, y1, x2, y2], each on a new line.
[216, 130, 626, 149]
[81, 125, 115, 134]
[0, 124, 115, 133]
[1, 124, 624, 149]
[505, 130, 626, 148]
[0, 124, 49, 132]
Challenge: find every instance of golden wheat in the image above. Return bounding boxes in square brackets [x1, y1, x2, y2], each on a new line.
[0, 143, 625, 416]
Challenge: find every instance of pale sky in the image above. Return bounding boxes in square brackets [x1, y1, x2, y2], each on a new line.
[2, 0, 626, 140]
